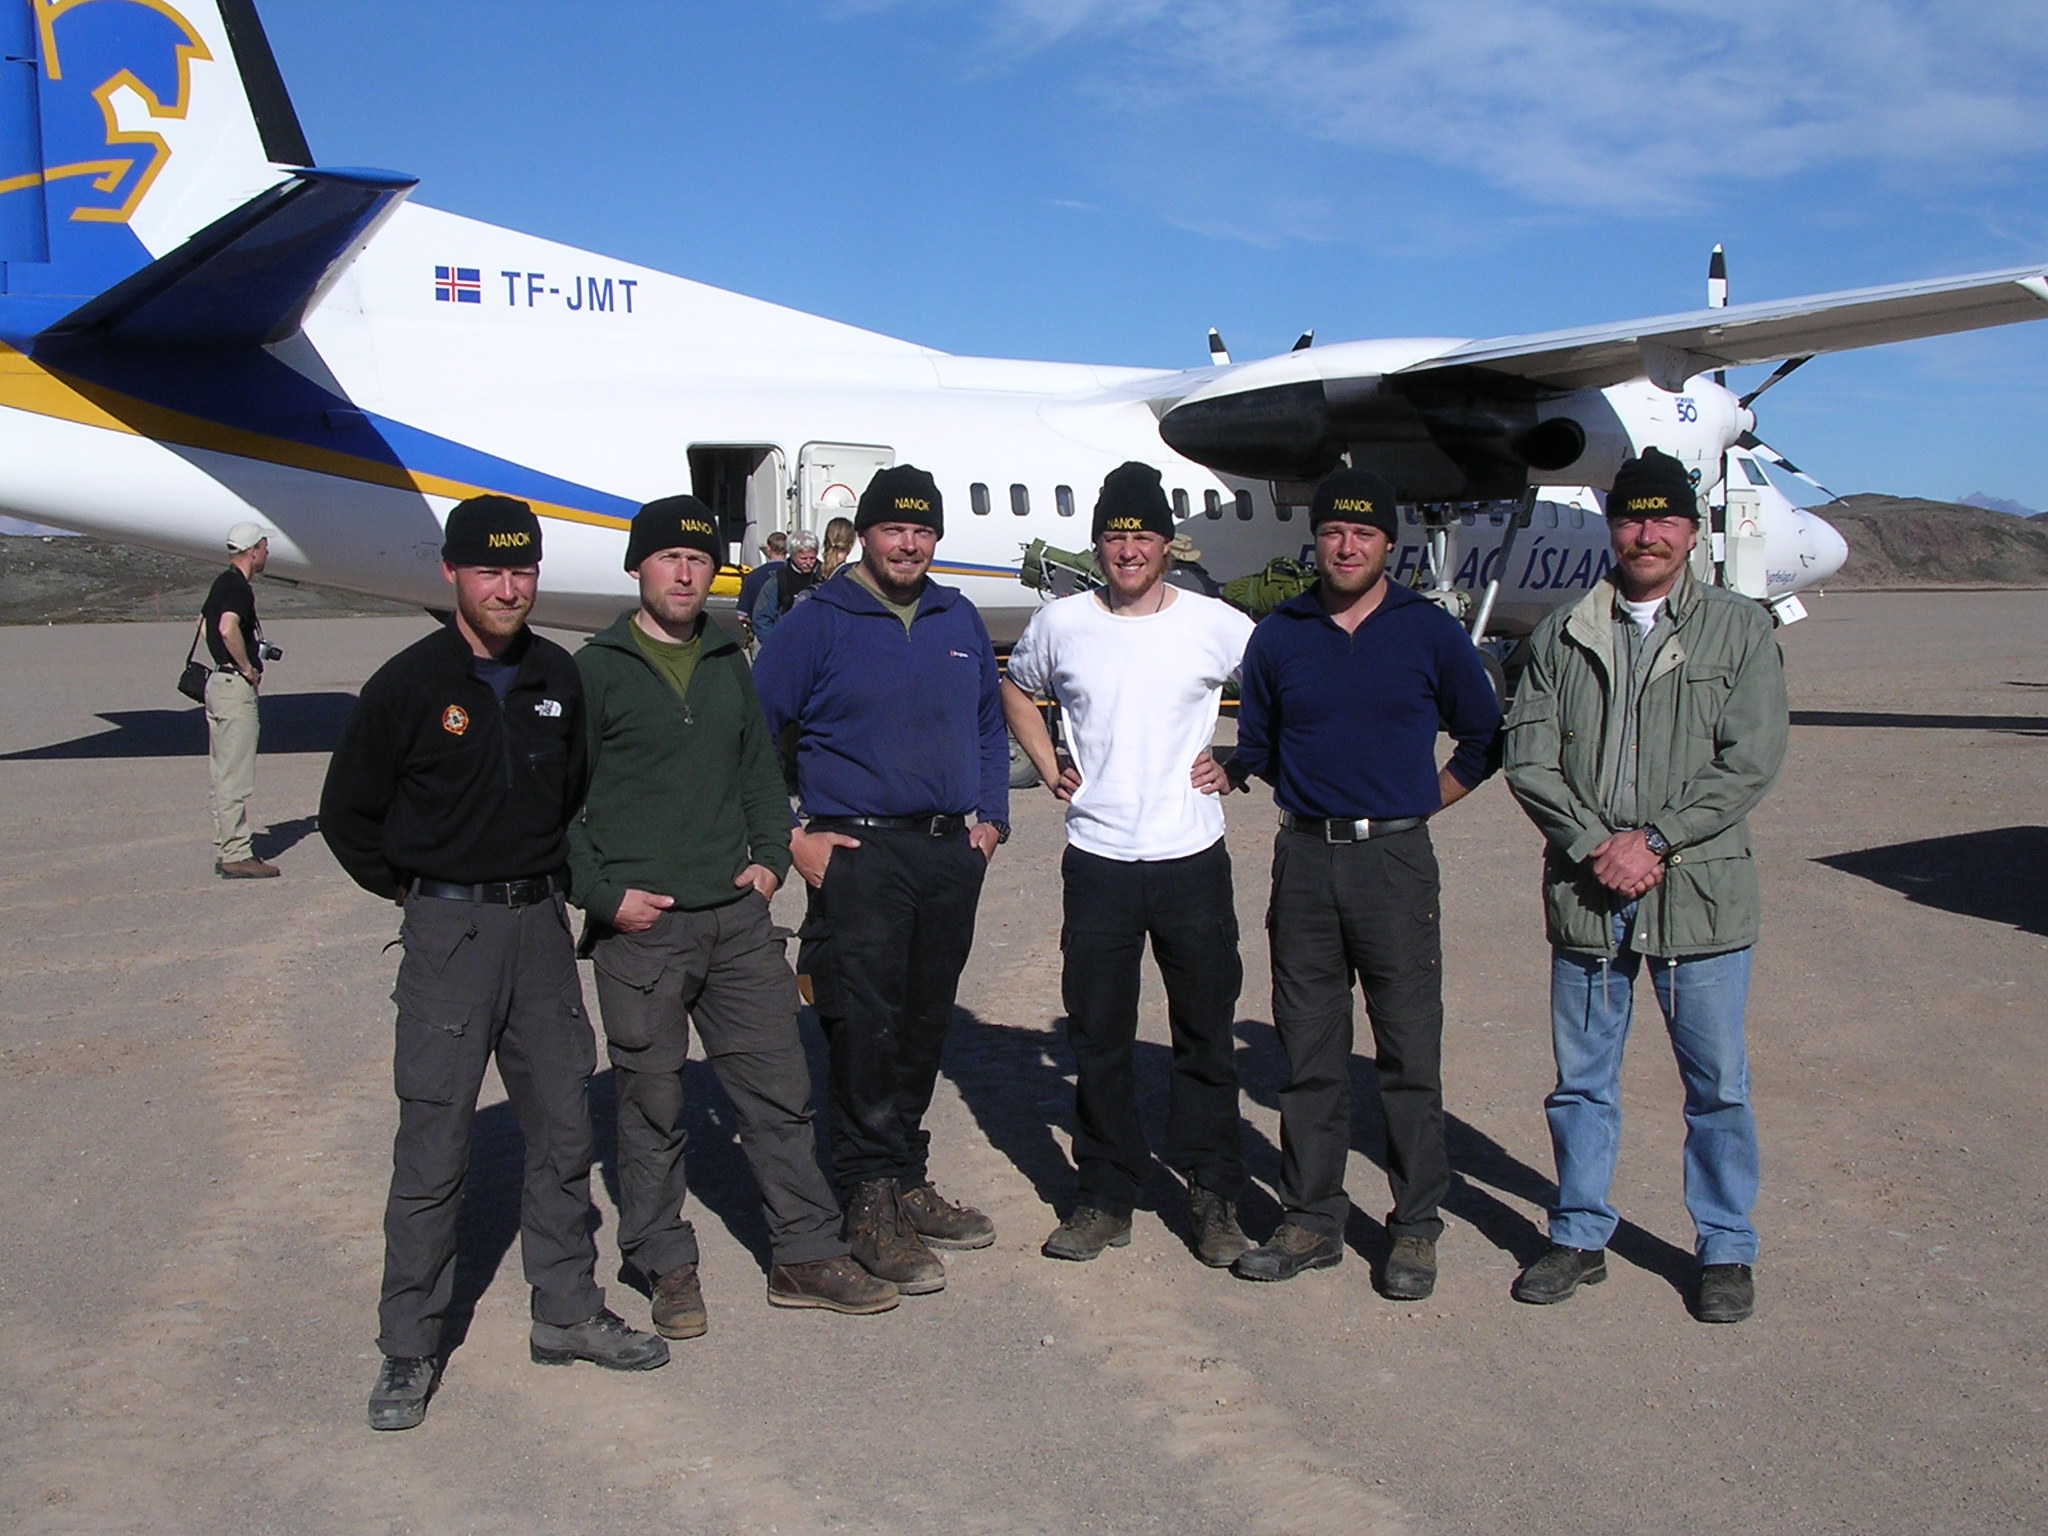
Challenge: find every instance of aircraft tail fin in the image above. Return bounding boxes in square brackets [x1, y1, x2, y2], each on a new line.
[38, 166, 415, 350]
[1, 0, 317, 311]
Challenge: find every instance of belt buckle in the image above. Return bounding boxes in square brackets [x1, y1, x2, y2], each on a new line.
[1326, 818, 1363, 844]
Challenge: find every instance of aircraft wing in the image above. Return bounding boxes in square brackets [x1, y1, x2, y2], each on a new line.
[1402, 263, 2048, 392]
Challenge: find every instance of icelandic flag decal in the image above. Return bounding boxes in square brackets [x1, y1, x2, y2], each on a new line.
[435, 265, 483, 304]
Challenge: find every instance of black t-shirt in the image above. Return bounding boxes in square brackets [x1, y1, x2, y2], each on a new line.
[201, 567, 259, 672]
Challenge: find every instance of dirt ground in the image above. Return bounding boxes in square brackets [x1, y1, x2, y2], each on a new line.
[0, 591, 2041, 1535]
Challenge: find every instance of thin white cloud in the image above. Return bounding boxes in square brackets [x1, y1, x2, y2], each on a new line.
[969, 0, 2048, 213]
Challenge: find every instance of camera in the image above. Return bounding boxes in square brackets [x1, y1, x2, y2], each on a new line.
[259, 642, 284, 662]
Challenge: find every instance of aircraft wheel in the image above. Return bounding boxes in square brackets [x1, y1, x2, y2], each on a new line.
[1008, 732, 1041, 790]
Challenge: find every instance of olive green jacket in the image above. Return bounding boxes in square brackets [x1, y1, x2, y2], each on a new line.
[1503, 570, 1788, 957]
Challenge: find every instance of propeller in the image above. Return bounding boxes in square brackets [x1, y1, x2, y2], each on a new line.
[1207, 328, 1231, 366]
[1739, 353, 1812, 409]
[1291, 330, 1315, 352]
[1705, 246, 1831, 511]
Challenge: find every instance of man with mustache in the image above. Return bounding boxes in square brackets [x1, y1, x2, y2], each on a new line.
[1503, 448, 1788, 1324]
[323, 495, 668, 1432]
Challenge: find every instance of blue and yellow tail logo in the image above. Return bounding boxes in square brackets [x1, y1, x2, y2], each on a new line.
[2, 0, 211, 268]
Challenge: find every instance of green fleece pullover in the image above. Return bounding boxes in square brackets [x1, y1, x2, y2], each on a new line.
[568, 611, 793, 925]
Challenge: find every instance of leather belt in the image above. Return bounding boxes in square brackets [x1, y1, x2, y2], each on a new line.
[808, 814, 968, 837]
[413, 872, 567, 906]
[1279, 811, 1426, 844]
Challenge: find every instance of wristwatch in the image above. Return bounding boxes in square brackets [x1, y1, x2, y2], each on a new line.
[1642, 827, 1672, 859]
[982, 820, 1011, 845]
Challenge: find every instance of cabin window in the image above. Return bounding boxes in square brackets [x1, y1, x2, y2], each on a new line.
[1204, 489, 1222, 519]
[1541, 503, 1559, 529]
[1460, 510, 1476, 526]
[1567, 504, 1585, 529]
[971, 482, 991, 516]
[1234, 490, 1255, 521]
[1172, 488, 1190, 520]
[1055, 485, 1075, 518]
[1011, 483, 1030, 516]
[1275, 504, 1293, 522]
[1405, 506, 1421, 525]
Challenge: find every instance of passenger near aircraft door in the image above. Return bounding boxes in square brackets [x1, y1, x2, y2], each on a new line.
[688, 445, 786, 565]
[797, 443, 894, 539]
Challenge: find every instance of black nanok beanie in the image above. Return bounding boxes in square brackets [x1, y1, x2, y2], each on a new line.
[855, 465, 943, 537]
[442, 494, 542, 566]
[1606, 448, 1700, 521]
[1091, 461, 1175, 542]
[626, 495, 723, 571]
[1309, 468, 1399, 539]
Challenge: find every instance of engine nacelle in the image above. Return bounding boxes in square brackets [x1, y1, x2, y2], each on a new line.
[1527, 377, 1745, 497]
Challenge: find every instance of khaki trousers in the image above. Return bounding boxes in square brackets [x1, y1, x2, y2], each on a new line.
[204, 671, 259, 862]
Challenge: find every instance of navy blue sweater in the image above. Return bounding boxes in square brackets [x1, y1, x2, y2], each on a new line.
[1235, 582, 1502, 820]
[753, 572, 1010, 823]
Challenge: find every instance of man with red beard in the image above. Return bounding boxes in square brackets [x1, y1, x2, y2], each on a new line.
[323, 495, 668, 1431]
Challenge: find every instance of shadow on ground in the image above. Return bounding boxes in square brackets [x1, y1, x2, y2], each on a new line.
[0, 691, 358, 760]
[1816, 826, 2048, 937]
[942, 1009, 1695, 1297]
[1790, 709, 2048, 736]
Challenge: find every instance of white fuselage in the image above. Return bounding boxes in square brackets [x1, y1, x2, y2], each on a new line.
[0, 201, 1846, 638]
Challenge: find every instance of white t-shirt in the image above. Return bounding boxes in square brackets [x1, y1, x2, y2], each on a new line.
[1007, 587, 1256, 862]
[1621, 595, 1663, 636]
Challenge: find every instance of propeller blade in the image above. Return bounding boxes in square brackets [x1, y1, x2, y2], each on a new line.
[1292, 330, 1315, 352]
[1739, 353, 1812, 408]
[1709, 246, 1728, 386]
[1207, 328, 1231, 366]
[1746, 439, 1836, 500]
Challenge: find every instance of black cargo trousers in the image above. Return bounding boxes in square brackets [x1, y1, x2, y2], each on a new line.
[796, 824, 988, 1196]
[1059, 839, 1246, 1218]
[588, 892, 846, 1279]
[1265, 824, 1449, 1243]
[380, 890, 604, 1360]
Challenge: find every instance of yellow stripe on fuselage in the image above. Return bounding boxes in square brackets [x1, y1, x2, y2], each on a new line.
[0, 341, 630, 532]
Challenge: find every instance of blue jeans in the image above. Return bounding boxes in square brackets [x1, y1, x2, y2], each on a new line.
[1545, 906, 1759, 1265]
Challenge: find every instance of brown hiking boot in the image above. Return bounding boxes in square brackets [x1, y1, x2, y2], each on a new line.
[845, 1178, 945, 1295]
[768, 1255, 901, 1314]
[899, 1181, 996, 1250]
[1232, 1220, 1343, 1281]
[217, 857, 280, 879]
[650, 1263, 707, 1339]
[1187, 1185, 1251, 1268]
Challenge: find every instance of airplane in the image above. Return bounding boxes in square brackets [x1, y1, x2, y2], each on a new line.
[1, 0, 2044, 647]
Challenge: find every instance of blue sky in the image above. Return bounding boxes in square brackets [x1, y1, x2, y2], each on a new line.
[256, 0, 2048, 509]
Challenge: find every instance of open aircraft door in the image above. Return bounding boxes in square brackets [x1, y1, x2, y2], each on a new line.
[688, 445, 787, 566]
[797, 443, 894, 536]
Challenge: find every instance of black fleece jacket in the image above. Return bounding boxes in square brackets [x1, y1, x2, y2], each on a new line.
[320, 624, 588, 899]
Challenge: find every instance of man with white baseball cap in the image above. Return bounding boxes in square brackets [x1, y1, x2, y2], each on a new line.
[203, 521, 278, 878]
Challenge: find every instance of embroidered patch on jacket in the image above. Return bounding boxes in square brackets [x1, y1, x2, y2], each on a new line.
[535, 699, 563, 718]
[442, 705, 469, 736]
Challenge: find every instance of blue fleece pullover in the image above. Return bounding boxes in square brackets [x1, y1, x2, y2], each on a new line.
[1235, 581, 1503, 820]
[753, 571, 1011, 823]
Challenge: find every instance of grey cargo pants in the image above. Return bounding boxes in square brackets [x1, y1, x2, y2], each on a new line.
[379, 891, 604, 1359]
[589, 893, 846, 1277]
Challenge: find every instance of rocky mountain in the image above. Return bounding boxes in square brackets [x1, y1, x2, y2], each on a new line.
[1959, 493, 2039, 517]
[1819, 495, 2048, 589]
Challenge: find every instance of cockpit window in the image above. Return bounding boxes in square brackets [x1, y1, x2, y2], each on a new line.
[1739, 458, 1771, 487]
